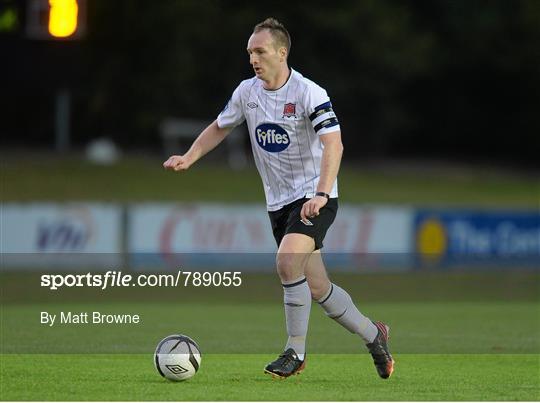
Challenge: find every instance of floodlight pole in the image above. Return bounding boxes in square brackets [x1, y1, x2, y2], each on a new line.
[55, 87, 70, 152]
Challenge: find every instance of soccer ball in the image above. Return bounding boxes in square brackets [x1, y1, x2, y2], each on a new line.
[154, 334, 202, 381]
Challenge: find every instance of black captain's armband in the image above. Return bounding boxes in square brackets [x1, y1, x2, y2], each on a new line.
[309, 101, 339, 133]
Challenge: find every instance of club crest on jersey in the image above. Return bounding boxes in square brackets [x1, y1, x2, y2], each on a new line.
[282, 103, 297, 118]
[255, 123, 290, 152]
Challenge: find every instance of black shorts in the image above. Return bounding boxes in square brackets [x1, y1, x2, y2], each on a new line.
[268, 197, 338, 250]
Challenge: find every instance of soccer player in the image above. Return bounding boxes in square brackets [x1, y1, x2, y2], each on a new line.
[163, 18, 394, 379]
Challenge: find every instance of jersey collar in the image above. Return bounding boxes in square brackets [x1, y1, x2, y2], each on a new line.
[262, 68, 294, 93]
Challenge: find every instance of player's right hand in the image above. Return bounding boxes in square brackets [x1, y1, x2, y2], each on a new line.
[163, 155, 191, 171]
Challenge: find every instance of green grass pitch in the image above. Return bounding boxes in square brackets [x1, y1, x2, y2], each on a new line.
[2, 354, 538, 401]
[1, 273, 539, 401]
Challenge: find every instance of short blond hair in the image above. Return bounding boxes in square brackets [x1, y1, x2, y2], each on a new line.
[253, 18, 291, 56]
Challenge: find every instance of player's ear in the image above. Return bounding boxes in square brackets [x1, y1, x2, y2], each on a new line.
[279, 47, 287, 61]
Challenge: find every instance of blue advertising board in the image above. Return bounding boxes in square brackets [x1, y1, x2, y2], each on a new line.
[414, 210, 540, 269]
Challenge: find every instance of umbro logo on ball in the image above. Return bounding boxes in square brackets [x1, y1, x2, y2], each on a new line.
[166, 365, 189, 374]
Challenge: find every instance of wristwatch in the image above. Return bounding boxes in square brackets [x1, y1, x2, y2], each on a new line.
[315, 192, 330, 199]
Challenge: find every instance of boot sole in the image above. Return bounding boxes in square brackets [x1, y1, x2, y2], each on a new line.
[264, 361, 306, 379]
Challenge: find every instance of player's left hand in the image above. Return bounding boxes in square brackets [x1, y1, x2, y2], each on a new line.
[301, 195, 328, 222]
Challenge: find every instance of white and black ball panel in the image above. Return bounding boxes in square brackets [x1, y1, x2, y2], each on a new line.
[154, 334, 201, 381]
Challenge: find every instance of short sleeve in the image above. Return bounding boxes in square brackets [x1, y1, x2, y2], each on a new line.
[304, 84, 340, 135]
[217, 82, 246, 129]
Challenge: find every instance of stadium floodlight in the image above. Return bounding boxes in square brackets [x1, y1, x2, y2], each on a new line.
[48, 0, 78, 38]
[26, 0, 86, 40]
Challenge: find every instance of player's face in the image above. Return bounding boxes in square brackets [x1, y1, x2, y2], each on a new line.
[247, 30, 284, 81]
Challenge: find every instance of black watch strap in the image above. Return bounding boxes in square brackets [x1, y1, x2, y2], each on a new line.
[315, 192, 330, 199]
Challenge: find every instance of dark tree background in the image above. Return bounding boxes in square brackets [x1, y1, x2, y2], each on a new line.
[2, 0, 539, 164]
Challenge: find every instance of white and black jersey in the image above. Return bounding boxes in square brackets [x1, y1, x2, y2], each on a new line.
[217, 69, 340, 211]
